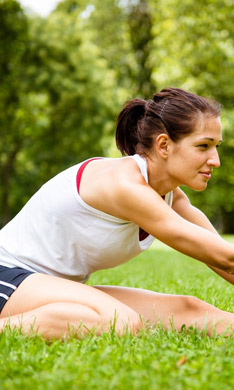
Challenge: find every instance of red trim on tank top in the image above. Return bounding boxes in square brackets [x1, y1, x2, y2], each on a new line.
[76, 157, 149, 241]
[76, 158, 102, 194]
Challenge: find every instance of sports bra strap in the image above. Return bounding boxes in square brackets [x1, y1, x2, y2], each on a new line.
[76, 158, 102, 194]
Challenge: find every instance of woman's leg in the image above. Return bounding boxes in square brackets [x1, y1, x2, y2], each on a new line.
[95, 285, 234, 336]
[1, 274, 233, 338]
[0, 274, 141, 339]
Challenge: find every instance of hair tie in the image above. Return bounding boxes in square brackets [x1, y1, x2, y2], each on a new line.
[160, 99, 168, 116]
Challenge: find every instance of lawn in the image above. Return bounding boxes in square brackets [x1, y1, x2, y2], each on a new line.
[1, 237, 234, 390]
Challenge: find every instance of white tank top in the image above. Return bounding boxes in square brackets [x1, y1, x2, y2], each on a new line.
[0, 155, 173, 282]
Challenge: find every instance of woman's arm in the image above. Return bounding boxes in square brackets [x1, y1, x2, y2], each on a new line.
[111, 172, 234, 273]
[84, 158, 234, 274]
[171, 187, 218, 234]
[172, 187, 234, 285]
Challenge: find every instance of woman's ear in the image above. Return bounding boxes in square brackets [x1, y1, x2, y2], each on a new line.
[155, 134, 170, 158]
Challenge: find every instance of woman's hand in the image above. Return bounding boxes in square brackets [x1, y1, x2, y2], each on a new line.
[172, 187, 234, 285]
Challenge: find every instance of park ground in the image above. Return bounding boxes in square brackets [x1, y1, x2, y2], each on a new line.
[1, 237, 234, 390]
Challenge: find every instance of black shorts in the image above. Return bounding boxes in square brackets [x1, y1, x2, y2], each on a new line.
[0, 265, 34, 313]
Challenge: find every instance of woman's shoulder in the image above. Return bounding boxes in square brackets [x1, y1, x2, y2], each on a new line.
[78, 155, 148, 219]
[85, 155, 147, 185]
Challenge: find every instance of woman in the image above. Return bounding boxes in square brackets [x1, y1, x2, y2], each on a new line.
[1, 87, 234, 339]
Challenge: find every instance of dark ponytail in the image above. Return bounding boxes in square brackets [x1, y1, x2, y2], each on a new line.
[116, 87, 221, 156]
[115, 99, 146, 156]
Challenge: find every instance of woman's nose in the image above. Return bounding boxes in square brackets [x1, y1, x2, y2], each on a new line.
[207, 148, 221, 168]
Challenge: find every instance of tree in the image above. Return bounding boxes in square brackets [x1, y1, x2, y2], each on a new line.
[0, 0, 32, 224]
[0, 1, 119, 226]
[57, 0, 156, 98]
[126, 0, 155, 97]
[25, 10, 119, 169]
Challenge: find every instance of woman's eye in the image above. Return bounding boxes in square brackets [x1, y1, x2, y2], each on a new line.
[198, 144, 208, 148]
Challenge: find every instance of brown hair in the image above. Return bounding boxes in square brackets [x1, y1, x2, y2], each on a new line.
[116, 87, 221, 156]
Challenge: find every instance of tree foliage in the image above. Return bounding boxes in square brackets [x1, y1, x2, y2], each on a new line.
[0, 0, 119, 225]
[0, 0, 32, 224]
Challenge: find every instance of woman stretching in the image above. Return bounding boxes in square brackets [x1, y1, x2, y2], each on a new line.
[1, 87, 234, 339]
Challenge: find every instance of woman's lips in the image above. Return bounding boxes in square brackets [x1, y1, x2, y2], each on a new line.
[199, 171, 212, 179]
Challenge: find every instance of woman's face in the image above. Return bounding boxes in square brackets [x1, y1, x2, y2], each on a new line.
[166, 116, 222, 191]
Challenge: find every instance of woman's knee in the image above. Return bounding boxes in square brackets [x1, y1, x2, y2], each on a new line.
[37, 302, 142, 337]
[181, 295, 209, 313]
[27, 302, 102, 338]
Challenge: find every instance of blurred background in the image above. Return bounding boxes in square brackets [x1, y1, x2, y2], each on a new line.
[0, 0, 234, 232]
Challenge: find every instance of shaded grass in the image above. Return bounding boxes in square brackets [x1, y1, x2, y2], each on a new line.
[1, 236, 234, 389]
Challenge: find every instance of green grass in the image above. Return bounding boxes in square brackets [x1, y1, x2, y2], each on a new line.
[1, 236, 234, 390]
